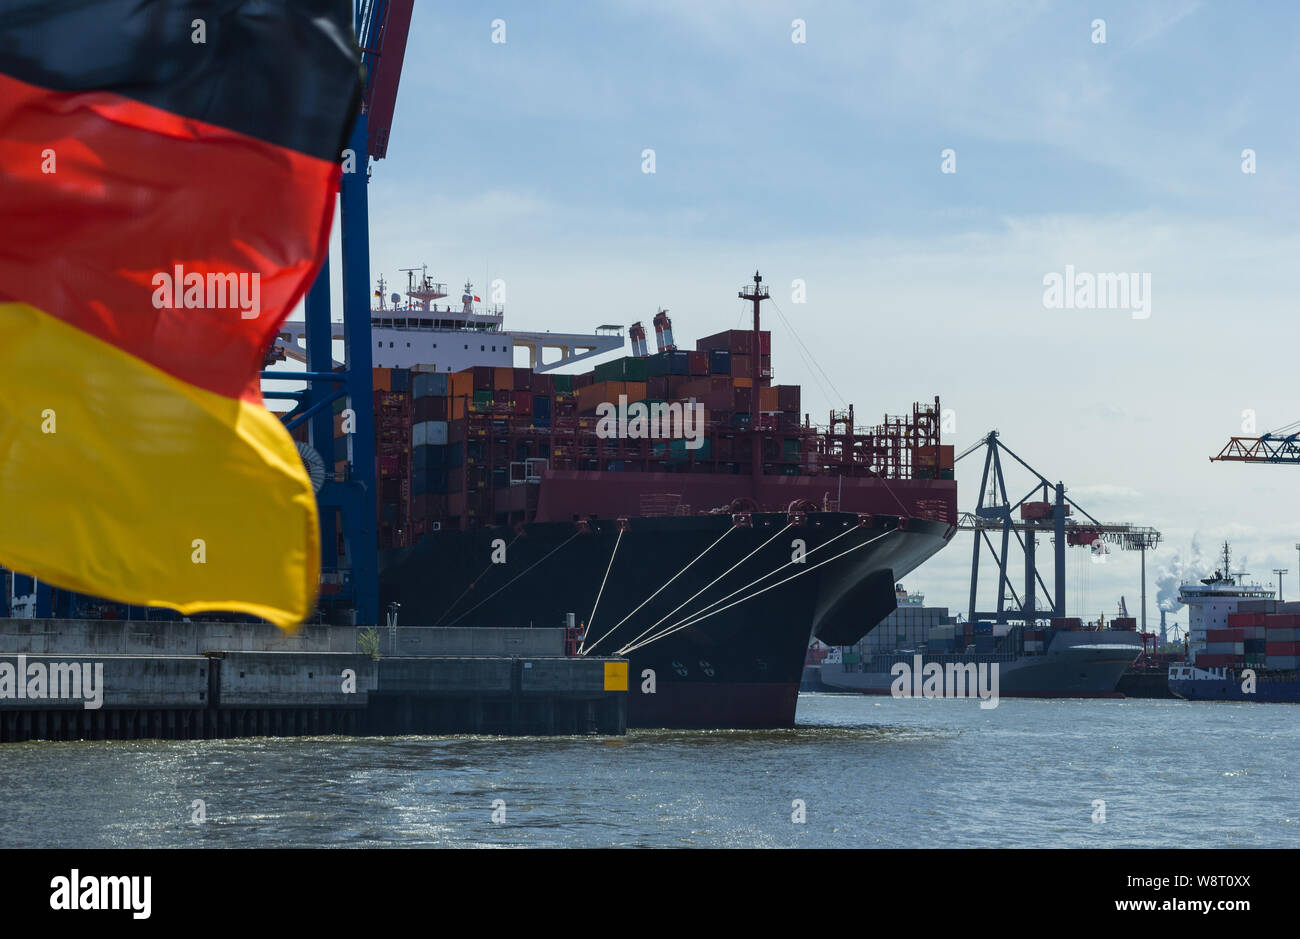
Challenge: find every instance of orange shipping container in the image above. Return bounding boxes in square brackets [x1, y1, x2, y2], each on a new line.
[759, 386, 779, 412]
[577, 380, 626, 414]
[449, 371, 473, 398]
[372, 367, 391, 392]
[493, 366, 514, 391]
[624, 381, 647, 402]
[734, 377, 753, 389]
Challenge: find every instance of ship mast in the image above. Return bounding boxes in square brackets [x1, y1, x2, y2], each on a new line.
[738, 270, 769, 492]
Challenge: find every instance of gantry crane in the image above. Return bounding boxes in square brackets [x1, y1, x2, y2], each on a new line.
[260, 0, 415, 626]
[957, 431, 1162, 627]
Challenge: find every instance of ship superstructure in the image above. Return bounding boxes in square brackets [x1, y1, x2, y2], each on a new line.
[1177, 541, 1274, 661]
[275, 265, 625, 375]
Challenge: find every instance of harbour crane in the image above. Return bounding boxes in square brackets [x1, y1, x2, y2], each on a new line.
[259, 0, 416, 625]
[956, 431, 1162, 628]
[1210, 419, 1300, 464]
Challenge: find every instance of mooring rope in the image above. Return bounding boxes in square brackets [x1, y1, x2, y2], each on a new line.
[613, 522, 793, 655]
[446, 531, 581, 626]
[645, 516, 868, 639]
[581, 524, 737, 656]
[619, 527, 894, 655]
[435, 533, 523, 625]
[577, 526, 624, 655]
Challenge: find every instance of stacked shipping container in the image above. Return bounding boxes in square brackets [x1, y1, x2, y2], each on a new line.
[1200, 612, 1300, 669]
[330, 339, 943, 537]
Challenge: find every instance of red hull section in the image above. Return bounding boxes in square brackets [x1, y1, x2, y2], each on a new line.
[628, 681, 801, 729]
[536, 471, 956, 522]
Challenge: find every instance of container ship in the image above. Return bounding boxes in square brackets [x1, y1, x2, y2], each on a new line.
[1166, 543, 1300, 703]
[300, 270, 958, 728]
[816, 586, 1143, 697]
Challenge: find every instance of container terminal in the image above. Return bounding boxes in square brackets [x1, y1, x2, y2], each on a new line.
[0, 0, 957, 735]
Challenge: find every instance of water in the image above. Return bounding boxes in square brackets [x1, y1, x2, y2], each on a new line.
[1, 694, 1295, 848]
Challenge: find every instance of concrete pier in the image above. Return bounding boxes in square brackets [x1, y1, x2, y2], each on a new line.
[0, 620, 626, 741]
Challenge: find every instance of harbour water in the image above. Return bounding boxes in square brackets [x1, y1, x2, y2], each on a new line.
[1, 694, 1295, 849]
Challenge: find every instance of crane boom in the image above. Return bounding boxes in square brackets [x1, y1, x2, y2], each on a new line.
[1211, 426, 1300, 464]
[356, 0, 414, 160]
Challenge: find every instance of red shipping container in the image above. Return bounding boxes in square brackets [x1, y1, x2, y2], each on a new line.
[776, 384, 800, 413]
[513, 367, 533, 392]
[1265, 614, 1300, 628]
[730, 353, 752, 378]
[472, 365, 494, 391]
[514, 391, 533, 416]
[532, 372, 554, 396]
[1228, 612, 1265, 627]
[1206, 628, 1247, 642]
[1195, 654, 1237, 667]
[414, 395, 448, 422]
[687, 350, 708, 376]
[1266, 642, 1300, 655]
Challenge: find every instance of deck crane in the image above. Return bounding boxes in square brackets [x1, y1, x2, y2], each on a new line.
[956, 431, 1162, 628]
[1210, 419, 1300, 464]
[260, 1, 415, 626]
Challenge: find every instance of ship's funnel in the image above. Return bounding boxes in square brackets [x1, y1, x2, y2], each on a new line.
[629, 321, 649, 357]
[652, 309, 675, 352]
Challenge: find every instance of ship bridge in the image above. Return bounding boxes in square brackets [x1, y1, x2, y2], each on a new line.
[274, 319, 625, 372]
[511, 325, 625, 372]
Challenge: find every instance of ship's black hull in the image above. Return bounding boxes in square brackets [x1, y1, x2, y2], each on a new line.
[379, 512, 954, 728]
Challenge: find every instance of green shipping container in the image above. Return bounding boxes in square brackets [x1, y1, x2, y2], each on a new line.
[668, 438, 711, 459]
[551, 374, 573, 393]
[594, 356, 648, 383]
[473, 389, 493, 405]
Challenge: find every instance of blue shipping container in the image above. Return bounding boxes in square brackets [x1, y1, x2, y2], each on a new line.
[413, 371, 449, 399]
[413, 443, 447, 471]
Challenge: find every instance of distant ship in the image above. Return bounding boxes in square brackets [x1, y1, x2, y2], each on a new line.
[1167, 542, 1300, 703]
[816, 586, 1142, 697]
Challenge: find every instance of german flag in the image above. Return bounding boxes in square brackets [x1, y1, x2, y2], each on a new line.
[0, 2, 361, 627]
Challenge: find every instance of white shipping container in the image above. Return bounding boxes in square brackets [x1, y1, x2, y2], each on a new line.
[414, 420, 449, 447]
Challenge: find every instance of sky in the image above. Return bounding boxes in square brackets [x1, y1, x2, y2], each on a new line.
[317, 0, 1300, 631]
